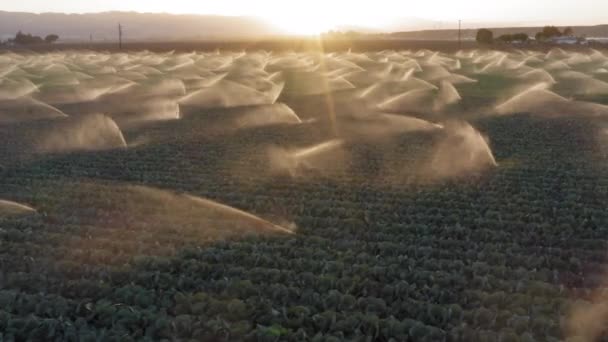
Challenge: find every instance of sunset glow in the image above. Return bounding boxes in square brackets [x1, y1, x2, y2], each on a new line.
[2, 0, 607, 34]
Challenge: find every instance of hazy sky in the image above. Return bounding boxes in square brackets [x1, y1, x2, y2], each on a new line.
[2, 0, 607, 33]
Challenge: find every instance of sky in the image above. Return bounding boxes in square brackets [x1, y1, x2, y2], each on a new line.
[2, 0, 607, 34]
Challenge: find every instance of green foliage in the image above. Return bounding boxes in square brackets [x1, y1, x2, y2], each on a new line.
[45, 34, 59, 43]
[512, 33, 529, 42]
[536, 26, 563, 41]
[476, 29, 494, 44]
[1, 50, 607, 342]
[542, 26, 563, 38]
[12, 31, 44, 45]
[498, 34, 513, 43]
[535, 32, 544, 41]
[9, 31, 59, 45]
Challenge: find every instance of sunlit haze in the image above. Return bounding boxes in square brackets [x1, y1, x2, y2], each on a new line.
[2, 0, 608, 34]
[3, 0, 608, 336]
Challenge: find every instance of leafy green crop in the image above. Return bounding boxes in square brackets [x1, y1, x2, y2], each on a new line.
[1, 49, 608, 341]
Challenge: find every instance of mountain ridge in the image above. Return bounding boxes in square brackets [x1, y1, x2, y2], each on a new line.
[0, 11, 606, 42]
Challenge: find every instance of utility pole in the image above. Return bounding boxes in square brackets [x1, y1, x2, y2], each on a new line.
[118, 23, 123, 50]
[458, 20, 462, 50]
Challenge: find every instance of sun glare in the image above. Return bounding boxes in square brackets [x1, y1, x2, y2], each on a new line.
[264, 15, 337, 35]
[259, 3, 390, 35]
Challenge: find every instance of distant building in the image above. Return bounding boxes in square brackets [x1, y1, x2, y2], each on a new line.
[551, 36, 586, 45]
[588, 37, 608, 44]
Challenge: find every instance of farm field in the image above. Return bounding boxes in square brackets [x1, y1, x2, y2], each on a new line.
[0, 40, 479, 55]
[1, 47, 608, 341]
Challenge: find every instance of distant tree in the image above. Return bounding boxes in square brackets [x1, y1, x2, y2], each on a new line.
[497, 34, 513, 43]
[512, 33, 529, 42]
[542, 26, 562, 39]
[13, 31, 25, 44]
[535, 26, 565, 42]
[476, 29, 494, 45]
[13, 31, 44, 45]
[535, 32, 545, 41]
[563, 27, 574, 36]
[44, 34, 59, 44]
[496, 33, 529, 44]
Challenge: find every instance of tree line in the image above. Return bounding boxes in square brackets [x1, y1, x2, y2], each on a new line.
[3, 31, 60, 45]
[476, 26, 576, 45]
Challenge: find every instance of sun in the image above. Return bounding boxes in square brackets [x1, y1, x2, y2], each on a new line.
[259, 2, 389, 36]
[263, 14, 337, 35]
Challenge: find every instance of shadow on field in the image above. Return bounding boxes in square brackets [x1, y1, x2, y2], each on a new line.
[2, 100, 608, 340]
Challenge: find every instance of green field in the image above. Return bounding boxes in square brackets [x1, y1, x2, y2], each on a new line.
[1, 48, 608, 341]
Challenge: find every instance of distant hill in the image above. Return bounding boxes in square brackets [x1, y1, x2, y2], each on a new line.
[0, 11, 446, 42]
[0, 11, 278, 42]
[385, 25, 608, 40]
[1, 11, 606, 43]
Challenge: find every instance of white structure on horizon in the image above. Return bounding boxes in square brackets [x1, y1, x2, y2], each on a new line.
[551, 36, 586, 45]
